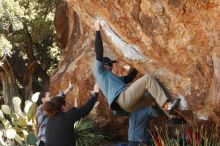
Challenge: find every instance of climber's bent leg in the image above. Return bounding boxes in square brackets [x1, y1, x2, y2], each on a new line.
[116, 74, 168, 112]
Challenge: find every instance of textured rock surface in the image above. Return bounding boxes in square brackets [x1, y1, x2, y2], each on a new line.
[51, 0, 220, 135]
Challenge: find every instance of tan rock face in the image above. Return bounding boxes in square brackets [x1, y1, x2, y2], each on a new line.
[51, 0, 220, 130]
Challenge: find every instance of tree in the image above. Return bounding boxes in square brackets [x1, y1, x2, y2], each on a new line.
[0, 0, 60, 105]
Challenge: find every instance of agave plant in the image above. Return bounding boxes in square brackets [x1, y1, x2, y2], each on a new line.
[74, 118, 107, 146]
[0, 92, 40, 146]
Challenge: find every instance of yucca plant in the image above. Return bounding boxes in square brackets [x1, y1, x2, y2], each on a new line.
[74, 118, 107, 146]
[0, 92, 40, 146]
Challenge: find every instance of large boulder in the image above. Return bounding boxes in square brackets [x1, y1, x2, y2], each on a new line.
[51, 0, 220, 133]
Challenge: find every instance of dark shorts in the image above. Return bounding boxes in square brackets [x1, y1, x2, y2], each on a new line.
[39, 141, 45, 146]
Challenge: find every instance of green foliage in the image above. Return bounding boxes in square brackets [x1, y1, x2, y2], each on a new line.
[0, 93, 40, 146]
[0, 0, 60, 76]
[74, 118, 107, 146]
[0, 35, 12, 57]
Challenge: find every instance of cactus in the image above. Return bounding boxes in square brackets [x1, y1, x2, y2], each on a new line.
[0, 110, 5, 120]
[1, 105, 11, 115]
[26, 133, 37, 145]
[0, 92, 40, 146]
[13, 97, 24, 117]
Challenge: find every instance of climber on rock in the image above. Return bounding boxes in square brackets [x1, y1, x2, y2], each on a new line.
[93, 19, 181, 117]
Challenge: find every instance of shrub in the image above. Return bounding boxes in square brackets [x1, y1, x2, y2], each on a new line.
[74, 118, 107, 146]
[151, 124, 220, 146]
